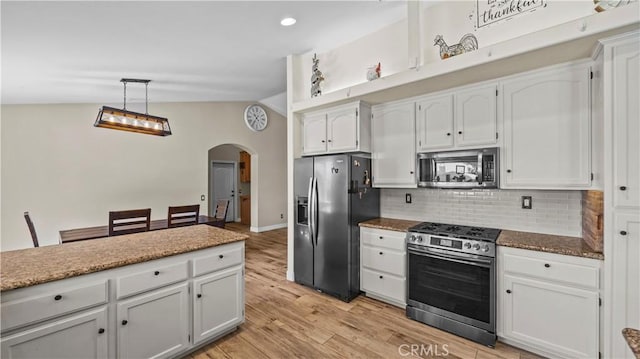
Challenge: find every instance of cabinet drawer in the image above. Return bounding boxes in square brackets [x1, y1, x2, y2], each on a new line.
[502, 252, 599, 289]
[361, 268, 405, 304]
[193, 244, 243, 277]
[116, 262, 188, 299]
[1, 281, 107, 332]
[361, 228, 406, 251]
[362, 246, 405, 276]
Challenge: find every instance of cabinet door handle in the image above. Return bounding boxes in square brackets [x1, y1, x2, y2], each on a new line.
[506, 290, 512, 294]
[620, 231, 628, 236]
[544, 263, 550, 268]
[379, 236, 383, 239]
[620, 186, 627, 191]
[54, 295, 62, 301]
[197, 294, 202, 298]
[154, 271, 160, 276]
[379, 252, 383, 255]
[458, 131, 462, 135]
[219, 254, 224, 259]
[446, 132, 451, 136]
[321, 140, 325, 143]
[327, 139, 332, 143]
[121, 320, 128, 326]
[98, 328, 105, 334]
[506, 169, 512, 173]
[379, 275, 384, 279]
[410, 171, 414, 174]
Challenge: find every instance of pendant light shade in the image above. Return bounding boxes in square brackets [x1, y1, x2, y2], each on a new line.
[94, 106, 171, 136]
[94, 79, 171, 137]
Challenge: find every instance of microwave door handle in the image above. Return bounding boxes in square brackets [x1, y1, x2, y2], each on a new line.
[477, 152, 483, 185]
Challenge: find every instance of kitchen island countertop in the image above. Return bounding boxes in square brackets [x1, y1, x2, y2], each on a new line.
[0, 225, 247, 292]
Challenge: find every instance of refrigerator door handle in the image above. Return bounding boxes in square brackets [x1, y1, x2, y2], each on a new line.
[307, 177, 314, 246]
[312, 177, 319, 246]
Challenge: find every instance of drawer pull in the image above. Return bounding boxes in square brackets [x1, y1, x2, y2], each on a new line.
[506, 169, 512, 173]
[446, 132, 451, 136]
[379, 275, 383, 279]
[620, 186, 627, 191]
[544, 263, 550, 268]
[219, 254, 224, 259]
[197, 294, 202, 298]
[379, 252, 383, 255]
[620, 231, 628, 236]
[506, 289, 512, 294]
[54, 295, 62, 301]
[154, 271, 160, 276]
[379, 236, 383, 239]
[98, 328, 105, 334]
[121, 320, 128, 326]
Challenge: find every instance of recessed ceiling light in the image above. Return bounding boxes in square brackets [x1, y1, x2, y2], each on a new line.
[280, 17, 296, 26]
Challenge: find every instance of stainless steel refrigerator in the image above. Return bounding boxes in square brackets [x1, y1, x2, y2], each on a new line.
[294, 154, 380, 302]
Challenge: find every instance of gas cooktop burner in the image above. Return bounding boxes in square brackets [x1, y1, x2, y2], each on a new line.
[408, 222, 501, 242]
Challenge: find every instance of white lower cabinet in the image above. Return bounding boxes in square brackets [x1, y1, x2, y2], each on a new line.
[1, 307, 108, 359]
[360, 227, 406, 307]
[117, 283, 190, 359]
[192, 266, 244, 345]
[498, 246, 602, 359]
[0, 242, 245, 359]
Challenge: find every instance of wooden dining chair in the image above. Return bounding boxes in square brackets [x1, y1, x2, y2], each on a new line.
[167, 204, 200, 228]
[24, 211, 39, 247]
[211, 199, 230, 228]
[108, 208, 151, 236]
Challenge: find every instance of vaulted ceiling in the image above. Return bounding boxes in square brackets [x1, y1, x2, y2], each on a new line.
[1, 1, 407, 105]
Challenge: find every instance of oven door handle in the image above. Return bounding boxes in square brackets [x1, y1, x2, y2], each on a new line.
[477, 152, 483, 185]
[409, 247, 493, 267]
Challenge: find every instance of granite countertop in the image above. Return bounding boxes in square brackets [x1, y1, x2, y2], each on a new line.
[623, 328, 640, 359]
[0, 225, 248, 292]
[497, 230, 604, 260]
[359, 218, 421, 232]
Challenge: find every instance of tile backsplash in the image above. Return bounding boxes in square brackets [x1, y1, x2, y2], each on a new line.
[381, 189, 582, 237]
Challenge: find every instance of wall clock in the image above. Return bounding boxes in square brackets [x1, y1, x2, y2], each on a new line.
[244, 104, 268, 132]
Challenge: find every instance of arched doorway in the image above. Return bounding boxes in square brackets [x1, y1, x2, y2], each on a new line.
[208, 144, 257, 229]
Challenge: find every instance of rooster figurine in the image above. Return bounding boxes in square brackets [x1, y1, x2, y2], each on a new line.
[434, 34, 479, 59]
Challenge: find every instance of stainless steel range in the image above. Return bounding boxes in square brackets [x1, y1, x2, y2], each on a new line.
[406, 222, 500, 347]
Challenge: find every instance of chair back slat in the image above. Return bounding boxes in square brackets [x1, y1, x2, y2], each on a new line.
[24, 211, 39, 247]
[167, 205, 200, 228]
[211, 199, 230, 228]
[109, 208, 151, 236]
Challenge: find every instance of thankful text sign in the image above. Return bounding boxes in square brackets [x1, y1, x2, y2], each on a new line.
[476, 0, 548, 28]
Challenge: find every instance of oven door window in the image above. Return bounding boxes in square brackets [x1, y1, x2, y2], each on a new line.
[409, 251, 491, 324]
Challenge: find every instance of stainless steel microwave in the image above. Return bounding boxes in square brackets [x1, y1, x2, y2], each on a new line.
[417, 148, 499, 188]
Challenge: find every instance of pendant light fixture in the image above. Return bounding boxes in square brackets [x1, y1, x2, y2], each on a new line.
[94, 78, 171, 136]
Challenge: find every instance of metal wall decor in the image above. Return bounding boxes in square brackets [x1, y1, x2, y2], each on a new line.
[434, 34, 479, 60]
[310, 53, 324, 98]
[366, 63, 381, 81]
[594, 0, 634, 12]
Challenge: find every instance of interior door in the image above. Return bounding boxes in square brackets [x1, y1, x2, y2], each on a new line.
[211, 162, 236, 222]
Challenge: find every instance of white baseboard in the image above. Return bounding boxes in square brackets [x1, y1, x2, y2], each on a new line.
[286, 270, 295, 282]
[250, 222, 287, 233]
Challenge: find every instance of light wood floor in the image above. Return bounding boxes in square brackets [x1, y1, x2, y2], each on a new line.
[184, 223, 543, 359]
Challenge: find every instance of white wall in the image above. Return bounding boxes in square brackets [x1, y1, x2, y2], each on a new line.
[292, 0, 595, 102]
[1, 102, 286, 250]
[382, 189, 582, 237]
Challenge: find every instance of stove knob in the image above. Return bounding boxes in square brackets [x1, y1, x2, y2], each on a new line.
[409, 235, 416, 242]
[464, 242, 472, 249]
[483, 245, 490, 252]
[417, 236, 424, 243]
[473, 243, 481, 250]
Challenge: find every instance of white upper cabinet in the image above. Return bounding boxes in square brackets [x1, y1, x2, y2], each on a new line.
[301, 112, 327, 155]
[612, 41, 640, 209]
[371, 101, 416, 188]
[301, 101, 370, 156]
[501, 62, 591, 189]
[455, 84, 498, 147]
[416, 94, 454, 151]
